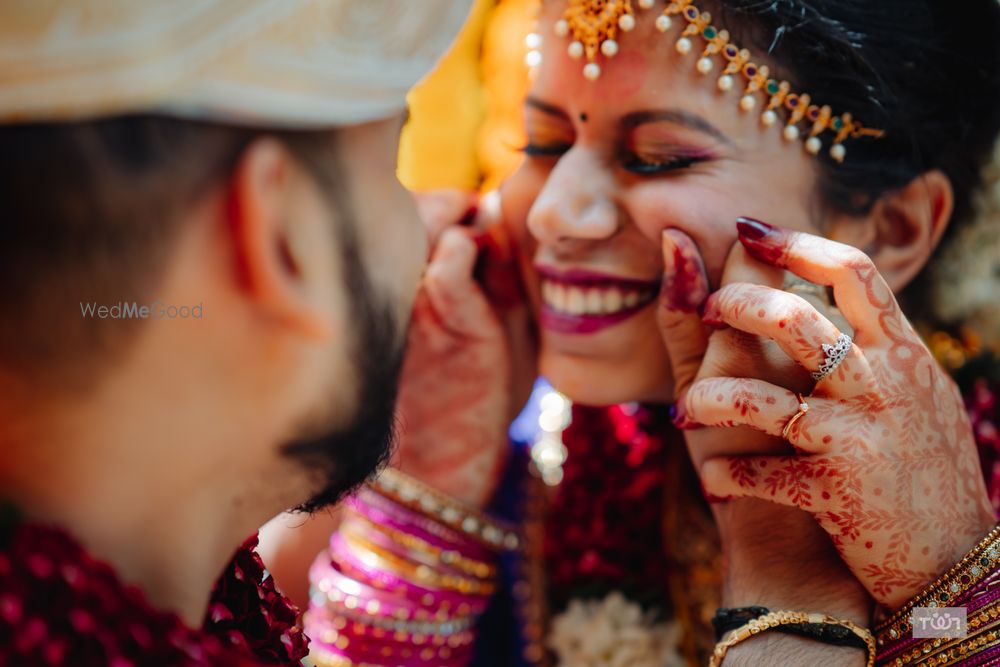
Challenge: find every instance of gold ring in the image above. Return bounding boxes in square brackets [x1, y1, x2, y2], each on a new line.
[781, 394, 810, 441]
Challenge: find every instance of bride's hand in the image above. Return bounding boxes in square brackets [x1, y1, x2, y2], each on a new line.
[656, 228, 870, 627]
[393, 192, 534, 509]
[690, 218, 995, 609]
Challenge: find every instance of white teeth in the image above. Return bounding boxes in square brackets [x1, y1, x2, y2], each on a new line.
[586, 289, 604, 315]
[553, 283, 568, 312]
[604, 288, 623, 313]
[541, 280, 655, 316]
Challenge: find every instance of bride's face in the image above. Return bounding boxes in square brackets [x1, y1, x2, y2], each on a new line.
[502, 4, 825, 406]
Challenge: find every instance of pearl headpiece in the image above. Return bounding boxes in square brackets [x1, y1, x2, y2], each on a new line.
[530, 0, 885, 163]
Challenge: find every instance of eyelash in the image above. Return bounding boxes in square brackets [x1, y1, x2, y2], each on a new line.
[522, 142, 708, 175]
[622, 153, 708, 175]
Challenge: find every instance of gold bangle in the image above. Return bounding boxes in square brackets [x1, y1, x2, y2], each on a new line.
[343, 507, 497, 579]
[709, 610, 875, 667]
[370, 468, 520, 551]
[876, 523, 1000, 646]
[340, 531, 497, 597]
[339, 520, 495, 590]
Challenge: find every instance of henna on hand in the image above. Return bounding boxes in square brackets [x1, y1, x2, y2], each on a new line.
[695, 219, 995, 608]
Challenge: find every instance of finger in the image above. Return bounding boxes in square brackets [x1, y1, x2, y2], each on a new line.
[719, 242, 785, 289]
[686, 377, 817, 452]
[686, 377, 854, 453]
[702, 282, 870, 389]
[735, 217, 900, 347]
[423, 227, 500, 340]
[414, 189, 479, 248]
[701, 455, 835, 512]
[656, 229, 710, 402]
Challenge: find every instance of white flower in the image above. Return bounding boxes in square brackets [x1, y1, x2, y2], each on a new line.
[548, 591, 686, 667]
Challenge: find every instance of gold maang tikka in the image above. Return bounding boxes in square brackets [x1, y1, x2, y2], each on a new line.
[530, 0, 884, 163]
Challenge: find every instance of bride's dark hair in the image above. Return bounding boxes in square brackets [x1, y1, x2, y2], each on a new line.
[712, 0, 1000, 318]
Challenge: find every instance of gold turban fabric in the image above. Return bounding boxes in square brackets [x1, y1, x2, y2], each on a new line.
[0, 0, 472, 127]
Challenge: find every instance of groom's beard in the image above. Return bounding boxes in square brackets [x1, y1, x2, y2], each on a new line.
[284, 295, 404, 513]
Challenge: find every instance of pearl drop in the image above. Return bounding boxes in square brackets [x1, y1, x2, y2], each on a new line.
[739, 95, 756, 112]
[583, 62, 601, 80]
[761, 110, 778, 127]
[696, 57, 713, 75]
[783, 124, 801, 142]
[675, 37, 692, 54]
[568, 41, 584, 59]
[618, 14, 636, 31]
[805, 136, 822, 155]
[656, 15, 673, 32]
[830, 143, 847, 163]
[554, 19, 569, 37]
[601, 39, 619, 57]
[525, 50, 542, 68]
[525, 33, 542, 49]
[639, 0, 655, 8]
[717, 75, 733, 92]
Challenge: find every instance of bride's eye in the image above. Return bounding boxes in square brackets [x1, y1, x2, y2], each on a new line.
[522, 141, 572, 157]
[623, 152, 708, 175]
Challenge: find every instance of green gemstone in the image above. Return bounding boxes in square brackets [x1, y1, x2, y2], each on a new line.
[939, 592, 949, 602]
[831, 117, 843, 130]
[765, 80, 779, 95]
[703, 26, 718, 39]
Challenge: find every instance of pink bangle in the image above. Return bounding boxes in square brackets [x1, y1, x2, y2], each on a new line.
[306, 603, 477, 644]
[330, 533, 490, 614]
[310, 553, 432, 622]
[350, 491, 491, 561]
[309, 635, 473, 667]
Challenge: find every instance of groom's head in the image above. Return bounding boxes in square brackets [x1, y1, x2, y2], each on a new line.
[0, 1, 471, 512]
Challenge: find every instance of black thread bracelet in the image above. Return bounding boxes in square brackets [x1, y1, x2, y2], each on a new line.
[712, 607, 870, 651]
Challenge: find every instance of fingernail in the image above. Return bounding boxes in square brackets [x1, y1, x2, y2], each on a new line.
[670, 400, 702, 431]
[736, 217, 786, 266]
[700, 481, 734, 505]
[458, 204, 479, 227]
[661, 229, 708, 314]
[700, 294, 727, 329]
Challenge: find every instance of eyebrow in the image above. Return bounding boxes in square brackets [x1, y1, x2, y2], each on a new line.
[525, 96, 569, 120]
[623, 109, 732, 145]
[525, 96, 731, 145]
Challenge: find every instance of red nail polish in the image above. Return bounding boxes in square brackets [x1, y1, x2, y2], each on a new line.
[670, 401, 702, 431]
[701, 295, 727, 329]
[700, 480, 734, 505]
[661, 230, 708, 314]
[736, 217, 786, 266]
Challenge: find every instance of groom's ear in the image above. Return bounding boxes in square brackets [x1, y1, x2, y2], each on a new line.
[829, 170, 953, 293]
[226, 137, 335, 341]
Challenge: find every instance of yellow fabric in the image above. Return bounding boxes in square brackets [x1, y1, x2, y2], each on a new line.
[398, 0, 536, 193]
[478, 0, 536, 191]
[397, 0, 494, 191]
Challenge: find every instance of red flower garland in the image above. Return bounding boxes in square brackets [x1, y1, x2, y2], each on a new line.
[543, 403, 674, 613]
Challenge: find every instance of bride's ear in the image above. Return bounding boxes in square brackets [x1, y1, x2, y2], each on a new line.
[829, 170, 953, 293]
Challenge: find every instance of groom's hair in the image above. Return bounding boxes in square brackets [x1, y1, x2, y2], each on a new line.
[0, 114, 347, 391]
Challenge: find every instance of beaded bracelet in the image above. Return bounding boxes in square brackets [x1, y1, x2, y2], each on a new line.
[709, 610, 875, 667]
[712, 605, 871, 651]
[876, 524, 1000, 646]
[370, 468, 520, 551]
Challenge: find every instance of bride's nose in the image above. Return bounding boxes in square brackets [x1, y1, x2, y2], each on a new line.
[527, 147, 619, 246]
